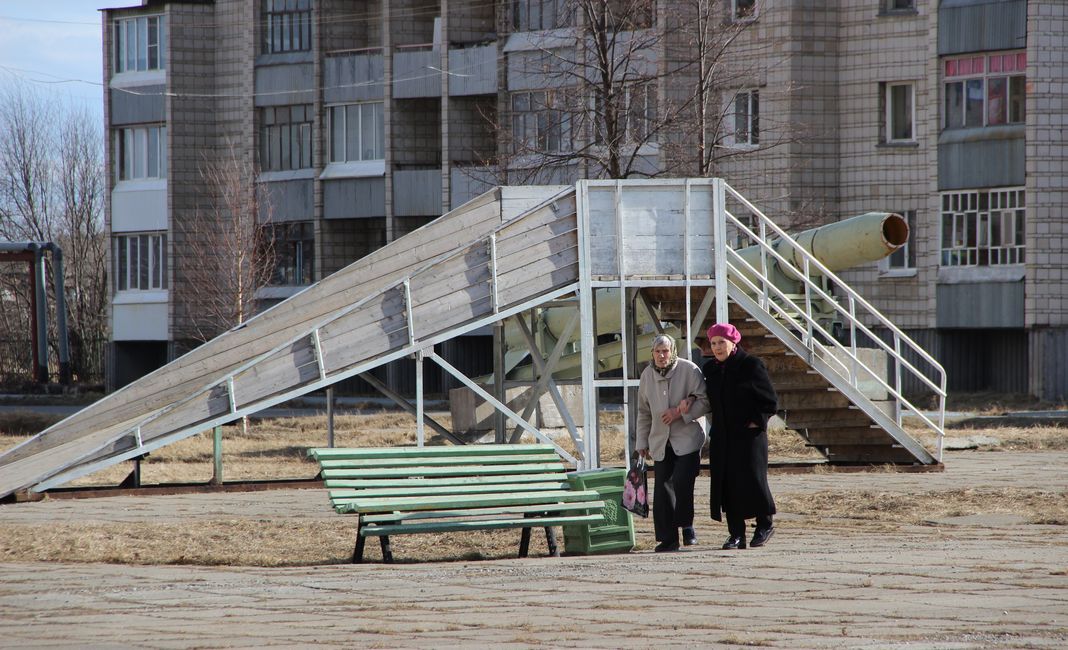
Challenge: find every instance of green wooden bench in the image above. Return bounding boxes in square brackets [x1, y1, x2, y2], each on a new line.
[307, 443, 606, 563]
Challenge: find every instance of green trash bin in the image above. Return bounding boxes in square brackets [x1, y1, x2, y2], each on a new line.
[563, 468, 635, 555]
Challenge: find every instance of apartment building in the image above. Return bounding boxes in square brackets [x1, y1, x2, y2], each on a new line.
[101, 0, 1067, 401]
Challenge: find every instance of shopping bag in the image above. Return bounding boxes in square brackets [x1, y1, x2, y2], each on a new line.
[621, 454, 649, 518]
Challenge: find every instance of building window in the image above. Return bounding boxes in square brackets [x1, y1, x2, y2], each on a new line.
[731, 0, 758, 22]
[593, 82, 658, 145]
[263, 0, 312, 54]
[260, 105, 313, 172]
[882, 82, 914, 143]
[328, 103, 384, 163]
[940, 188, 1025, 267]
[114, 15, 166, 73]
[116, 125, 167, 181]
[944, 52, 1026, 130]
[267, 222, 313, 286]
[882, 210, 916, 272]
[725, 89, 759, 147]
[511, 90, 573, 154]
[114, 233, 167, 291]
[513, 0, 571, 32]
[883, 0, 915, 11]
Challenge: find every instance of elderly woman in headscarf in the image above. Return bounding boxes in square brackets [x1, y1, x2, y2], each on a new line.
[635, 333, 710, 552]
[701, 322, 778, 550]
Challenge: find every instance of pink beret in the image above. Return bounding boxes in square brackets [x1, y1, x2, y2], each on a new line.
[706, 323, 741, 343]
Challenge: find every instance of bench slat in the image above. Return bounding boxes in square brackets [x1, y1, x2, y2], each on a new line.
[329, 481, 569, 501]
[360, 513, 605, 536]
[323, 472, 569, 489]
[338, 489, 601, 514]
[360, 501, 605, 524]
[321, 462, 566, 480]
[318, 453, 563, 470]
[309, 444, 556, 461]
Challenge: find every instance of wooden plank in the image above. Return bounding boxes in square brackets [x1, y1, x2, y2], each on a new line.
[10, 193, 505, 451]
[495, 231, 577, 276]
[359, 501, 604, 524]
[309, 444, 556, 460]
[328, 481, 570, 500]
[317, 453, 564, 469]
[337, 488, 601, 514]
[321, 462, 570, 480]
[360, 513, 605, 536]
[231, 337, 319, 409]
[495, 245, 579, 295]
[322, 472, 570, 489]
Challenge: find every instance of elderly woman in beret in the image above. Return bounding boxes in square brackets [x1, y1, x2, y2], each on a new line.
[635, 333, 710, 552]
[700, 322, 778, 550]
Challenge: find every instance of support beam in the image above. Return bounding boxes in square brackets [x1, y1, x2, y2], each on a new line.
[358, 372, 464, 445]
[211, 426, 223, 486]
[427, 351, 578, 464]
[508, 311, 581, 445]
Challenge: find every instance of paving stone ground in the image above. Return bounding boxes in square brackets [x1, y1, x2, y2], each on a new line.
[1, 450, 1066, 649]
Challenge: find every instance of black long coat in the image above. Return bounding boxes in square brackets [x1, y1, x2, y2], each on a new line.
[703, 347, 778, 521]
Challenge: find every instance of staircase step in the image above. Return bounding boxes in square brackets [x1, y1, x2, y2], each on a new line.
[822, 444, 920, 464]
[778, 390, 852, 410]
[772, 372, 831, 390]
[780, 407, 873, 428]
[800, 427, 899, 446]
[762, 355, 811, 372]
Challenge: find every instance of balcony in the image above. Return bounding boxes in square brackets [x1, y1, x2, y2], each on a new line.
[324, 48, 385, 104]
[393, 168, 443, 217]
[394, 45, 441, 98]
[448, 43, 497, 96]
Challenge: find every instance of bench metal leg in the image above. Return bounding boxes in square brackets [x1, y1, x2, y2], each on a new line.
[380, 535, 393, 563]
[518, 527, 532, 558]
[544, 526, 559, 557]
[353, 520, 366, 564]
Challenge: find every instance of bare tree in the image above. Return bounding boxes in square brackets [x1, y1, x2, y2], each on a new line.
[0, 82, 107, 385]
[478, 0, 804, 188]
[177, 138, 274, 343]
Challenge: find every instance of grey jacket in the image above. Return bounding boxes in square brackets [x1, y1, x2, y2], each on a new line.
[636, 358, 710, 461]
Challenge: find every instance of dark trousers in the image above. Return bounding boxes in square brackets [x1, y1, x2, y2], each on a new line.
[726, 512, 774, 537]
[653, 443, 701, 544]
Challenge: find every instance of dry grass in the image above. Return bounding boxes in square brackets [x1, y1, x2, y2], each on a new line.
[778, 487, 1068, 527]
[1, 403, 1065, 567]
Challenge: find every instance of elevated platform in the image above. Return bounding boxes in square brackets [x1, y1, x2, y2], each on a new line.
[0, 179, 946, 499]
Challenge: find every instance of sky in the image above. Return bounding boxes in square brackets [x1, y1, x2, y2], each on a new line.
[0, 0, 109, 121]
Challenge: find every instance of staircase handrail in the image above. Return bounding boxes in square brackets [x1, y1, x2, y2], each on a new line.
[722, 183, 947, 459]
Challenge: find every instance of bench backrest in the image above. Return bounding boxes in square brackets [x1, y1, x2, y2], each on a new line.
[308, 444, 574, 514]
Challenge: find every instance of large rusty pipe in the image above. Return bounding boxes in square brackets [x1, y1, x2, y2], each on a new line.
[735, 212, 908, 294]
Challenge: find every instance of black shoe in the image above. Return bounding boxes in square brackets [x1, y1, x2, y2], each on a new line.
[654, 541, 680, 553]
[682, 527, 698, 546]
[750, 526, 775, 548]
[721, 535, 746, 550]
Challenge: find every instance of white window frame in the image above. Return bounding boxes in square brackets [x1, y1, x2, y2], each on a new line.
[260, 105, 313, 172]
[114, 232, 167, 292]
[731, 0, 758, 23]
[879, 210, 917, 276]
[263, 0, 312, 54]
[885, 82, 915, 143]
[510, 89, 574, 154]
[943, 52, 1026, 130]
[724, 89, 759, 148]
[883, 0, 916, 11]
[940, 188, 1026, 267]
[116, 125, 167, 181]
[593, 82, 658, 145]
[266, 221, 314, 286]
[114, 15, 166, 73]
[328, 102, 385, 163]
